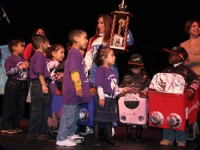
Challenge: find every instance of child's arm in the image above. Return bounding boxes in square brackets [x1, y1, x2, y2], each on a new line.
[97, 86, 105, 107]
[38, 73, 48, 94]
[6, 61, 29, 75]
[71, 71, 83, 97]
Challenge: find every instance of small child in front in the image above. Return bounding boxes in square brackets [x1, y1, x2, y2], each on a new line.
[93, 45, 129, 147]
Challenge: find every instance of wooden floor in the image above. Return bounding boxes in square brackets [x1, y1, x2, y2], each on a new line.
[0, 118, 199, 150]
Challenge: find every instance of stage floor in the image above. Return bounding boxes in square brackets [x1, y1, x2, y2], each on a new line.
[0, 118, 199, 150]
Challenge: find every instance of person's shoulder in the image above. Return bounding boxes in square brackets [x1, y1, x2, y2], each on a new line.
[5, 54, 14, 60]
[180, 39, 189, 47]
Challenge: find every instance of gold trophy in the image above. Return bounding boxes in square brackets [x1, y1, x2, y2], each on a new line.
[110, 0, 133, 51]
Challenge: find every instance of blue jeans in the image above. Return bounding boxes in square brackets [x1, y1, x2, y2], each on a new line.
[27, 80, 50, 139]
[57, 104, 80, 141]
[163, 128, 187, 143]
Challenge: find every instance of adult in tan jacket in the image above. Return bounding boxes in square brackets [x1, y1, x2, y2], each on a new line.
[180, 19, 200, 141]
[180, 19, 200, 77]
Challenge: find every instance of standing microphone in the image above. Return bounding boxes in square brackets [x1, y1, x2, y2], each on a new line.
[1, 6, 10, 24]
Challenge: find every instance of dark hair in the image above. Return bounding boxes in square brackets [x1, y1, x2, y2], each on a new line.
[91, 14, 112, 44]
[31, 34, 49, 49]
[46, 44, 64, 59]
[95, 45, 112, 66]
[68, 29, 86, 43]
[8, 37, 24, 53]
[184, 19, 200, 33]
[32, 26, 47, 37]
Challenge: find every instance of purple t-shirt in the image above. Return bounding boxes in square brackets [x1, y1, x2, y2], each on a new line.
[95, 65, 119, 95]
[29, 51, 50, 79]
[62, 48, 90, 104]
[4, 54, 28, 80]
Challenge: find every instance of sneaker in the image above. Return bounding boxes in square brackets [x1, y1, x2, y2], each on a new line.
[177, 141, 186, 147]
[80, 126, 93, 136]
[68, 134, 84, 144]
[160, 139, 173, 146]
[56, 139, 77, 147]
[15, 128, 23, 133]
[1, 129, 18, 134]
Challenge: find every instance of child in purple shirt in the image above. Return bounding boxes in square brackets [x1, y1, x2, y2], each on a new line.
[56, 29, 90, 147]
[93, 45, 129, 146]
[1, 37, 29, 134]
[27, 34, 51, 141]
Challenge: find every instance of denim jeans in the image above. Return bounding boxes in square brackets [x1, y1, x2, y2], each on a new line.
[163, 128, 187, 143]
[1, 79, 27, 130]
[27, 80, 50, 139]
[57, 104, 80, 141]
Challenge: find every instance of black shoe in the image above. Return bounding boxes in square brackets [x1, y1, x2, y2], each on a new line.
[93, 140, 101, 146]
[106, 139, 119, 147]
[135, 137, 144, 142]
[37, 134, 50, 141]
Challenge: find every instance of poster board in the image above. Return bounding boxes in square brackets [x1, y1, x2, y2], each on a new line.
[0, 45, 11, 95]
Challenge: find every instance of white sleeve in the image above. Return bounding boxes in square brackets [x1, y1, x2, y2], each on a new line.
[84, 51, 93, 72]
[114, 87, 124, 97]
[97, 86, 105, 99]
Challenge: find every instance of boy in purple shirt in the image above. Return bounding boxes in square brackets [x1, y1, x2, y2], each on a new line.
[1, 38, 29, 134]
[56, 29, 91, 147]
[27, 34, 51, 141]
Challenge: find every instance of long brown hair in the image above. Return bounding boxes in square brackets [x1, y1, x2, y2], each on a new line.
[91, 14, 112, 44]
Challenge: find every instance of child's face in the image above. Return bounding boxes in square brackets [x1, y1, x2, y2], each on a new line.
[77, 32, 88, 51]
[130, 65, 142, 75]
[13, 42, 25, 55]
[42, 41, 50, 53]
[104, 49, 115, 66]
[52, 47, 65, 62]
[169, 54, 181, 64]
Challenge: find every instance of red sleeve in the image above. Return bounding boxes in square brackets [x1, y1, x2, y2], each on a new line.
[24, 43, 33, 60]
[86, 37, 94, 52]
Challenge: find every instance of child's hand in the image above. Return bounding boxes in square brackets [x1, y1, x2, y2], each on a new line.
[20, 61, 29, 69]
[42, 84, 48, 94]
[139, 91, 148, 98]
[90, 87, 96, 96]
[186, 89, 194, 100]
[76, 89, 83, 97]
[99, 99, 105, 107]
[123, 87, 131, 93]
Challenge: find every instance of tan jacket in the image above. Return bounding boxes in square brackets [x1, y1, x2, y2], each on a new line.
[180, 36, 200, 75]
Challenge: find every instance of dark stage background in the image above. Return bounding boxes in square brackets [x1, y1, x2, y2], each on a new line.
[0, 0, 200, 79]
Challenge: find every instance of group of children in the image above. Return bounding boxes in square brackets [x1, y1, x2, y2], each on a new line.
[0, 26, 199, 148]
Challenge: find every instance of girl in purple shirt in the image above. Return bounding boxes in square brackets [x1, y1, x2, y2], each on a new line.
[93, 45, 129, 146]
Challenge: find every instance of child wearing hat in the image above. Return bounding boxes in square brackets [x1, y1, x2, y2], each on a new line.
[119, 53, 151, 141]
[160, 46, 199, 147]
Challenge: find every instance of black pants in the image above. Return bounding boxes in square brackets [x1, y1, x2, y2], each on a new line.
[1, 79, 27, 130]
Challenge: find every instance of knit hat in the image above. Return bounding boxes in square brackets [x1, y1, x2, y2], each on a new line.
[163, 46, 188, 61]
